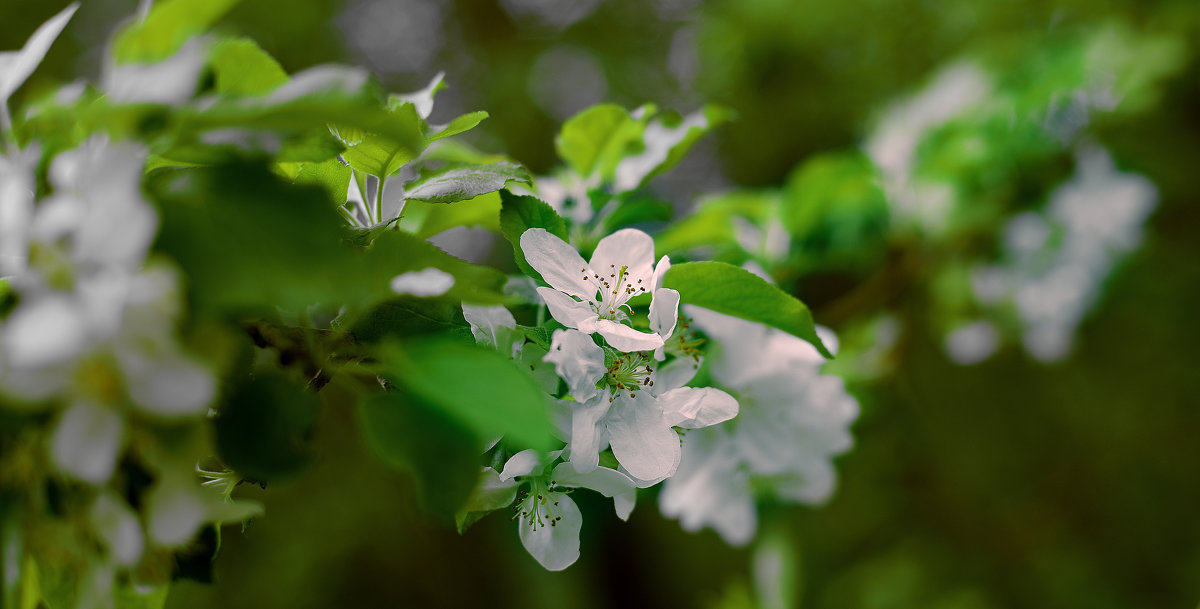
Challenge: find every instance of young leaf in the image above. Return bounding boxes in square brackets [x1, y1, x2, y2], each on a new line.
[209, 38, 289, 96]
[378, 336, 554, 450]
[340, 101, 425, 179]
[555, 103, 648, 180]
[0, 3, 79, 106]
[404, 191, 503, 238]
[293, 157, 351, 204]
[427, 111, 489, 143]
[112, 0, 242, 63]
[663, 261, 833, 358]
[405, 161, 531, 204]
[499, 190, 568, 282]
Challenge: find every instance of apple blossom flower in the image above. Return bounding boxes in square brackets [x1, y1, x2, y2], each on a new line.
[520, 227, 673, 352]
[544, 327, 737, 482]
[659, 307, 858, 545]
[468, 450, 637, 571]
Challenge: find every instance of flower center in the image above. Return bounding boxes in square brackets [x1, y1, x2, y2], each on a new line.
[579, 263, 648, 320]
[512, 478, 568, 530]
[666, 316, 706, 368]
[604, 351, 654, 401]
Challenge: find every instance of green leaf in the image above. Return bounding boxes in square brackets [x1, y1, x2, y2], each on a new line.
[555, 103, 647, 179]
[781, 152, 888, 263]
[663, 261, 832, 358]
[113, 0, 242, 63]
[360, 390, 480, 515]
[402, 191, 503, 238]
[455, 469, 519, 534]
[149, 162, 365, 314]
[378, 336, 554, 450]
[340, 101, 425, 179]
[405, 161, 531, 204]
[363, 230, 509, 305]
[215, 373, 321, 480]
[293, 157, 351, 204]
[348, 298, 468, 344]
[209, 38, 289, 96]
[427, 110, 489, 143]
[0, 3, 78, 105]
[655, 190, 779, 255]
[599, 193, 673, 233]
[499, 190, 568, 282]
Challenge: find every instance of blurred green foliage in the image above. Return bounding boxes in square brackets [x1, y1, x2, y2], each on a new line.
[3, 0, 1198, 607]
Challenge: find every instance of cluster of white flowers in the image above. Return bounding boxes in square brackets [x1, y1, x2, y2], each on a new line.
[0, 137, 258, 582]
[962, 146, 1157, 363]
[460, 227, 858, 569]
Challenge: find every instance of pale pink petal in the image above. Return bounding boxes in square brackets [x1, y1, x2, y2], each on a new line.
[562, 395, 611, 473]
[589, 228, 655, 286]
[520, 228, 594, 298]
[544, 329, 606, 403]
[606, 393, 681, 482]
[518, 493, 581, 571]
[537, 287, 597, 329]
[582, 318, 664, 353]
[660, 387, 739, 429]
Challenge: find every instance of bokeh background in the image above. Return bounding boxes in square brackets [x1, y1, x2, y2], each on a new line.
[4, 0, 1198, 607]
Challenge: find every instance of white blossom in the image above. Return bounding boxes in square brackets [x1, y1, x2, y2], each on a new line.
[659, 307, 857, 545]
[482, 450, 637, 571]
[520, 227, 672, 352]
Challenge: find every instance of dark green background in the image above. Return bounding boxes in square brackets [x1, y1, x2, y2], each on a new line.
[5, 0, 1198, 607]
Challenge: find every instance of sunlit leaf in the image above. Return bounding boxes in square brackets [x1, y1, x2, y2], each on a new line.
[499, 190, 568, 282]
[112, 0, 242, 63]
[405, 161, 530, 204]
[663, 261, 832, 358]
[377, 336, 554, 450]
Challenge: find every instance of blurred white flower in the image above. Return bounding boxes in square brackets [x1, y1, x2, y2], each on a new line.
[660, 308, 858, 545]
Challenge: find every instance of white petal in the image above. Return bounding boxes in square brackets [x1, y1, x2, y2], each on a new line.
[462, 304, 516, 347]
[563, 395, 611, 474]
[537, 287, 597, 329]
[648, 287, 680, 360]
[121, 351, 215, 416]
[499, 449, 542, 481]
[774, 459, 837, 505]
[89, 492, 144, 566]
[3, 297, 88, 368]
[544, 329, 606, 402]
[659, 430, 758, 546]
[654, 356, 698, 393]
[613, 491, 636, 521]
[390, 268, 455, 297]
[651, 254, 672, 290]
[518, 493, 582, 571]
[552, 462, 637, 521]
[661, 387, 739, 429]
[520, 228, 593, 298]
[606, 393, 681, 482]
[589, 229, 655, 286]
[51, 402, 123, 484]
[582, 318, 664, 353]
